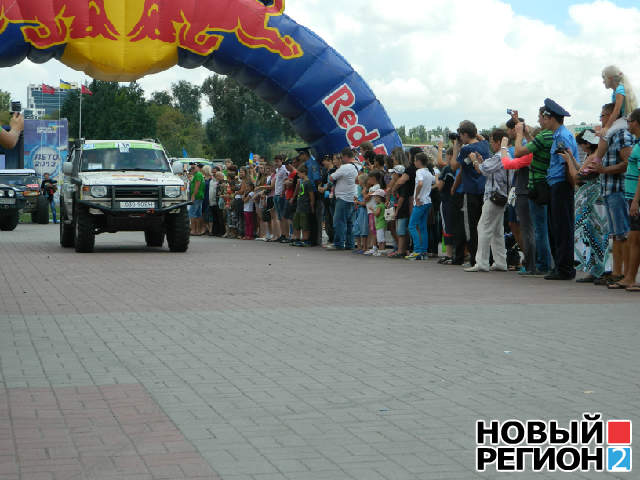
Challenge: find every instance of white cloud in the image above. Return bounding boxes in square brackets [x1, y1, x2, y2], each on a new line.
[2, 0, 640, 130]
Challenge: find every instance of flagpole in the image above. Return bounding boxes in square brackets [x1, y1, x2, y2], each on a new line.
[79, 84, 82, 139]
[58, 84, 61, 150]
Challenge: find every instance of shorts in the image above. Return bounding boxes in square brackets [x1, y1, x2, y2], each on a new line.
[629, 200, 640, 231]
[189, 199, 203, 218]
[205, 204, 216, 222]
[376, 228, 386, 243]
[293, 211, 311, 231]
[368, 213, 376, 234]
[604, 192, 630, 239]
[274, 195, 286, 220]
[284, 199, 295, 220]
[506, 204, 518, 224]
[355, 207, 368, 237]
[396, 217, 408, 236]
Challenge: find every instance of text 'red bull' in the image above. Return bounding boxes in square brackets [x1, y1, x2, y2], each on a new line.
[323, 84, 387, 153]
[127, 0, 303, 58]
[0, 0, 119, 49]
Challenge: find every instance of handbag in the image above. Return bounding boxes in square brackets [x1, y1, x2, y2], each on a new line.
[384, 207, 395, 221]
[489, 172, 508, 207]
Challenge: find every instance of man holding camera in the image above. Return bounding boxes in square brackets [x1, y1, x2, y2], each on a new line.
[0, 111, 24, 150]
[450, 121, 491, 267]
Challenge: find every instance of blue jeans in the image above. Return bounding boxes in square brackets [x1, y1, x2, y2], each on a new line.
[48, 197, 56, 223]
[333, 199, 355, 249]
[529, 199, 552, 272]
[409, 203, 431, 254]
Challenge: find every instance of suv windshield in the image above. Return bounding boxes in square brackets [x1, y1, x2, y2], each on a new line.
[0, 175, 39, 186]
[81, 144, 170, 172]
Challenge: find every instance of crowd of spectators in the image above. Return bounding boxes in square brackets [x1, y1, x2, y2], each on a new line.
[180, 65, 640, 289]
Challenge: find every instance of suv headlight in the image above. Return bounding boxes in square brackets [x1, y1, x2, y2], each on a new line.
[90, 186, 108, 198]
[7, 190, 15, 197]
[165, 186, 182, 198]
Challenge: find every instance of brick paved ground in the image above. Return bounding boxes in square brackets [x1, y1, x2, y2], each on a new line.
[1, 225, 638, 479]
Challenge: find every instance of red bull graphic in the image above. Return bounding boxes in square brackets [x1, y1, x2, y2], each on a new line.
[128, 0, 302, 58]
[324, 84, 388, 154]
[0, 0, 119, 49]
[0, 0, 401, 156]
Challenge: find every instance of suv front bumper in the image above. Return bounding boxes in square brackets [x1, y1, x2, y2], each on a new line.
[78, 199, 192, 215]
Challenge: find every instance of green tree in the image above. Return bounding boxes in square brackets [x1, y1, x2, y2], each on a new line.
[396, 125, 408, 144]
[171, 80, 201, 122]
[201, 75, 295, 163]
[408, 125, 428, 143]
[61, 81, 155, 140]
[153, 105, 206, 158]
[150, 90, 173, 106]
[0, 90, 11, 125]
[0, 90, 10, 111]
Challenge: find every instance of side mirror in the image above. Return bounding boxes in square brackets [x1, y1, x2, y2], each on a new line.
[63, 162, 73, 176]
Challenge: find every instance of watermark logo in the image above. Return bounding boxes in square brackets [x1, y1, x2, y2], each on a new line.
[476, 414, 632, 473]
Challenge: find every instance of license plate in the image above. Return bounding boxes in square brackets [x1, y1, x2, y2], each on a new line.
[119, 201, 155, 209]
[0, 198, 15, 205]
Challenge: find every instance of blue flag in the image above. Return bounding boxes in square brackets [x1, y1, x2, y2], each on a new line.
[182, 148, 188, 158]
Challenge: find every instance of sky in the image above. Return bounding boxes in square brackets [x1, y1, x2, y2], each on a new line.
[3, 0, 640, 130]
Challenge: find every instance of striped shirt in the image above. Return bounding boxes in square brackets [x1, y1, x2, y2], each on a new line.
[624, 142, 640, 201]
[525, 129, 553, 188]
[601, 127, 634, 197]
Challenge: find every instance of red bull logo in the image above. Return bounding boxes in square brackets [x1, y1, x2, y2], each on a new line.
[324, 84, 387, 153]
[0, 0, 301, 59]
[128, 0, 302, 58]
[0, 0, 119, 49]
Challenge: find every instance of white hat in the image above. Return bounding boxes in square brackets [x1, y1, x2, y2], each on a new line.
[393, 165, 405, 175]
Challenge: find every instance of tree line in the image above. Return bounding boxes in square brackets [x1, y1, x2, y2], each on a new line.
[57, 76, 297, 163]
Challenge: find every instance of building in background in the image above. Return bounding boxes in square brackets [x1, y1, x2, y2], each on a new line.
[26, 84, 74, 118]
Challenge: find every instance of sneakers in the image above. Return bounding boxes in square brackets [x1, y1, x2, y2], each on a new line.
[544, 271, 576, 281]
[279, 237, 291, 244]
[465, 265, 489, 272]
[490, 264, 508, 272]
[352, 249, 364, 254]
[405, 252, 425, 260]
[363, 248, 377, 256]
[325, 244, 344, 250]
[372, 250, 383, 257]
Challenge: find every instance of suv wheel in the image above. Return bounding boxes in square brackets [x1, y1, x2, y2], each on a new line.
[33, 196, 50, 224]
[144, 227, 165, 247]
[74, 205, 95, 253]
[0, 212, 19, 231]
[165, 207, 190, 252]
[60, 202, 75, 247]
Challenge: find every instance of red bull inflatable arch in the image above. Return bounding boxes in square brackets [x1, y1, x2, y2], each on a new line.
[0, 0, 401, 155]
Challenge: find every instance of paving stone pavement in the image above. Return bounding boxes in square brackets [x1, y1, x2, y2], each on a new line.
[0, 225, 638, 479]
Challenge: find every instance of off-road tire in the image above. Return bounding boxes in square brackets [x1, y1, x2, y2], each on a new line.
[60, 202, 75, 247]
[74, 205, 95, 253]
[33, 196, 50, 224]
[0, 212, 19, 231]
[166, 207, 190, 252]
[144, 227, 165, 247]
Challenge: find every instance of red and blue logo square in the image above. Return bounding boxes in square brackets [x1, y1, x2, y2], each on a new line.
[607, 420, 632, 472]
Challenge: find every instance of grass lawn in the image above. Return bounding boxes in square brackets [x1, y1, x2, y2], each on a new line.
[19, 206, 60, 224]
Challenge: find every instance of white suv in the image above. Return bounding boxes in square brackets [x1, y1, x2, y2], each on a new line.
[60, 140, 191, 253]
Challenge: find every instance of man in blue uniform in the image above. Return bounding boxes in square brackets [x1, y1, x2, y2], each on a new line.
[541, 99, 579, 280]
